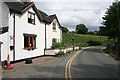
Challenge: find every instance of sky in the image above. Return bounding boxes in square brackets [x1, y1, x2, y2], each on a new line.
[32, 0, 116, 31]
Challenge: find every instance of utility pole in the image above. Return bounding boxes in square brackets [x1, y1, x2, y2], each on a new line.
[115, 0, 120, 60]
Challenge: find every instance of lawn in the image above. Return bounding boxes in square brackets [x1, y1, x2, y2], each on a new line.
[62, 32, 114, 47]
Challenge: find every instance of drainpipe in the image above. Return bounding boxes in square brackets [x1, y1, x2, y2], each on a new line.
[13, 12, 15, 61]
[0, 41, 3, 66]
[44, 22, 47, 55]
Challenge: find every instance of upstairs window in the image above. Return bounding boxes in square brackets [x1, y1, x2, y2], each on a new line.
[28, 11, 35, 25]
[52, 38, 57, 45]
[24, 33, 37, 50]
[53, 22, 56, 31]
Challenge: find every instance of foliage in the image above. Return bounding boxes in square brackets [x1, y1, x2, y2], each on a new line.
[55, 51, 64, 57]
[66, 50, 71, 54]
[51, 42, 65, 49]
[99, 26, 109, 36]
[76, 24, 88, 34]
[87, 40, 101, 46]
[61, 26, 69, 33]
[69, 31, 76, 33]
[62, 33, 114, 46]
[88, 30, 101, 35]
[102, 1, 120, 40]
[88, 31, 96, 35]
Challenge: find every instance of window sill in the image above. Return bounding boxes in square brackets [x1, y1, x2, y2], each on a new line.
[28, 22, 36, 25]
[24, 47, 37, 50]
[53, 30, 57, 32]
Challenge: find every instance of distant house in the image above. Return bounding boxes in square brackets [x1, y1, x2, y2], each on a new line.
[0, 1, 62, 63]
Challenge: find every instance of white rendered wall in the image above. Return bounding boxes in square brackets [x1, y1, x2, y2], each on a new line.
[0, 2, 10, 61]
[0, 32, 9, 61]
[9, 7, 45, 61]
[46, 19, 62, 49]
[0, 2, 9, 28]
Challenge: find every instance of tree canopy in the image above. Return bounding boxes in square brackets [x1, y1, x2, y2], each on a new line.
[76, 24, 88, 34]
[102, 1, 120, 40]
[61, 26, 69, 33]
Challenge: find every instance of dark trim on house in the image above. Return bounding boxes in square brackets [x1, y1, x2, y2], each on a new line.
[23, 33, 37, 37]
[13, 12, 15, 61]
[45, 23, 47, 49]
[0, 41, 3, 66]
[28, 11, 35, 25]
[44, 22, 47, 55]
[23, 33, 37, 50]
[0, 27, 9, 34]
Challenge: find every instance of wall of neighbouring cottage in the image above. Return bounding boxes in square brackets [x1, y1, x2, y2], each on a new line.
[0, 2, 9, 28]
[0, 2, 10, 61]
[46, 19, 62, 49]
[8, 7, 45, 61]
[0, 32, 9, 61]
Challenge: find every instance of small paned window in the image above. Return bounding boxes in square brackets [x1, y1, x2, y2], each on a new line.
[28, 11, 35, 25]
[52, 38, 57, 45]
[53, 22, 56, 31]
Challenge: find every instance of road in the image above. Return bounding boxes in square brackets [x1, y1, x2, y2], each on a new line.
[2, 46, 119, 79]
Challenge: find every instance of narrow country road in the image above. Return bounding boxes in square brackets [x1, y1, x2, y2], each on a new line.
[2, 46, 119, 79]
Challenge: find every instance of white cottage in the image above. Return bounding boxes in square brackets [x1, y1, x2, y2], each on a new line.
[38, 10, 62, 49]
[0, 1, 62, 64]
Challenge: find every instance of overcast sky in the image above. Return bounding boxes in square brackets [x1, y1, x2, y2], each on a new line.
[32, 0, 116, 31]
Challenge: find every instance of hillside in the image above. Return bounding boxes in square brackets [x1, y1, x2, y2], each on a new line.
[62, 32, 114, 47]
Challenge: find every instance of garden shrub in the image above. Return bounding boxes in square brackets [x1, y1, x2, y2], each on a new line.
[55, 51, 64, 57]
[51, 42, 66, 49]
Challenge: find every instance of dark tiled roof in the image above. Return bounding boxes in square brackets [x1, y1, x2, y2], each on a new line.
[47, 15, 56, 23]
[38, 10, 48, 22]
[38, 10, 56, 23]
[38, 10, 61, 27]
[5, 2, 43, 21]
[5, 2, 61, 27]
[0, 41, 3, 44]
[0, 26, 9, 34]
[5, 2, 33, 13]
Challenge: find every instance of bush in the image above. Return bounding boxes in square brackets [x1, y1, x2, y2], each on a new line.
[51, 43, 62, 49]
[51, 42, 66, 49]
[87, 40, 101, 46]
[66, 50, 71, 53]
[55, 51, 64, 57]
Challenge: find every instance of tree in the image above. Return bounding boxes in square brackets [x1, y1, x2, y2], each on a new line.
[76, 24, 88, 34]
[99, 26, 108, 36]
[102, 1, 120, 41]
[88, 31, 95, 35]
[61, 26, 69, 33]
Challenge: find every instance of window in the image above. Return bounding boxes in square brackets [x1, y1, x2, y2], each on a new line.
[24, 33, 37, 49]
[52, 38, 57, 44]
[28, 11, 35, 24]
[53, 22, 56, 31]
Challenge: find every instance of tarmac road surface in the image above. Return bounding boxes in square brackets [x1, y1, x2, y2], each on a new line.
[2, 46, 119, 80]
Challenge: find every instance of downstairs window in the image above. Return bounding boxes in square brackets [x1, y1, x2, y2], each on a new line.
[24, 33, 37, 49]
